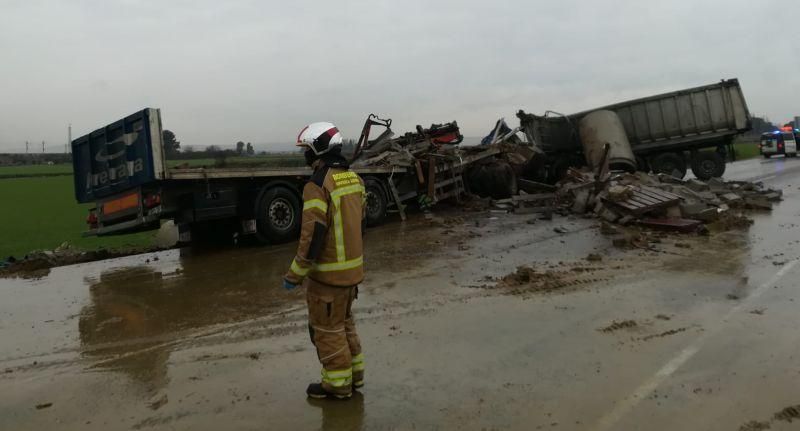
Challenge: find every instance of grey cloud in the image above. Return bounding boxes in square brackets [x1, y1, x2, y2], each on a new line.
[0, 0, 797, 152]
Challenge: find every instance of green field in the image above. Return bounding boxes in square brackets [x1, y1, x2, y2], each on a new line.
[0, 163, 73, 177]
[0, 175, 154, 259]
[732, 141, 761, 160]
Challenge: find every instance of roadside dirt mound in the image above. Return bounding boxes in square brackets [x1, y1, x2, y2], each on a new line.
[0, 246, 167, 279]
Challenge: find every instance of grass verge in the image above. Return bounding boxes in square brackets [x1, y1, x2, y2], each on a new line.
[0, 176, 154, 258]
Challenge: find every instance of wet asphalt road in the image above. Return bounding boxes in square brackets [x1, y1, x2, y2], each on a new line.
[2, 156, 800, 430]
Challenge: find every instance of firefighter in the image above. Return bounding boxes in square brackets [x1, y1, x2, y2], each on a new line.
[283, 122, 366, 399]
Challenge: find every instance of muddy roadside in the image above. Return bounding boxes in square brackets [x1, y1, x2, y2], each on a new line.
[1, 194, 798, 431]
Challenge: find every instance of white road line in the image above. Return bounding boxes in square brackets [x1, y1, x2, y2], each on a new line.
[593, 259, 800, 431]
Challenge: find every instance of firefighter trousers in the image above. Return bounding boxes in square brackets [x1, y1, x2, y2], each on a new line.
[306, 278, 364, 395]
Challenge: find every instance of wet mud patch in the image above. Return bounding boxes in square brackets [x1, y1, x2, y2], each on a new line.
[495, 263, 612, 296]
[660, 230, 749, 277]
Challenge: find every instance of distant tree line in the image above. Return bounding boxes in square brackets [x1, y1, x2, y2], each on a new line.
[163, 130, 273, 160]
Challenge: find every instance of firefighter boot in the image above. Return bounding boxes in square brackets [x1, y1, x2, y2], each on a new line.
[306, 383, 352, 400]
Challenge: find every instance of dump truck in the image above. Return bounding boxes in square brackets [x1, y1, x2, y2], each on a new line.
[517, 78, 752, 181]
[70, 109, 501, 243]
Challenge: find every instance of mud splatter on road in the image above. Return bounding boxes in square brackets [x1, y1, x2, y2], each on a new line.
[639, 327, 689, 341]
[600, 320, 638, 332]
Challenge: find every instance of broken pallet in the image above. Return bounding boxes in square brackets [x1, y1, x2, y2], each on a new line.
[604, 186, 681, 215]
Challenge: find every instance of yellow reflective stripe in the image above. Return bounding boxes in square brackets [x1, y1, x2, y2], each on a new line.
[303, 198, 328, 213]
[330, 184, 365, 202]
[352, 353, 365, 371]
[290, 259, 310, 276]
[313, 256, 363, 272]
[333, 208, 345, 262]
[321, 368, 353, 387]
[329, 182, 364, 263]
[322, 369, 352, 379]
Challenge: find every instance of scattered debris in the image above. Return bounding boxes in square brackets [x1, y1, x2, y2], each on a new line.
[600, 320, 637, 332]
[148, 394, 168, 411]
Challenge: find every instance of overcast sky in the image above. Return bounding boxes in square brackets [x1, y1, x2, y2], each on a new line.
[1, 0, 798, 152]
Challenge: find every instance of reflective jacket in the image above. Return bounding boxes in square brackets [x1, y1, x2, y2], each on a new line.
[284, 162, 365, 287]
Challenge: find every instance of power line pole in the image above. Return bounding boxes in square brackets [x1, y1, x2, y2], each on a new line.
[42, 141, 45, 153]
[68, 123, 72, 154]
[25, 141, 29, 153]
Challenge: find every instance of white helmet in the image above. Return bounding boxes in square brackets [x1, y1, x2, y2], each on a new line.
[296, 122, 343, 155]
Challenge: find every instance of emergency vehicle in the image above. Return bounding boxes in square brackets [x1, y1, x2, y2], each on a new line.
[760, 127, 798, 158]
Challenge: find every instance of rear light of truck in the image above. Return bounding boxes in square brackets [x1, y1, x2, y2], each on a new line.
[143, 193, 161, 209]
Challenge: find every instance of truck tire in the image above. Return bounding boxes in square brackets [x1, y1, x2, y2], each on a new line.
[763, 154, 771, 159]
[467, 161, 517, 199]
[364, 177, 388, 227]
[650, 152, 687, 179]
[690, 151, 725, 180]
[254, 185, 301, 244]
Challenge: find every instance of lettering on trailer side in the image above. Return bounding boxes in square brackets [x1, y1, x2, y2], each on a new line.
[85, 130, 146, 193]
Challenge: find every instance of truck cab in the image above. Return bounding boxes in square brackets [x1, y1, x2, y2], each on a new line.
[760, 129, 798, 158]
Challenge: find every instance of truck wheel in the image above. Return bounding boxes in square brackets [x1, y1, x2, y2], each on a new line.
[763, 154, 771, 159]
[650, 152, 687, 179]
[255, 185, 301, 244]
[690, 151, 726, 180]
[364, 177, 388, 227]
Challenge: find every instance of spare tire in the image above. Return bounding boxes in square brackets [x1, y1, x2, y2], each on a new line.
[690, 151, 726, 180]
[650, 152, 687, 179]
